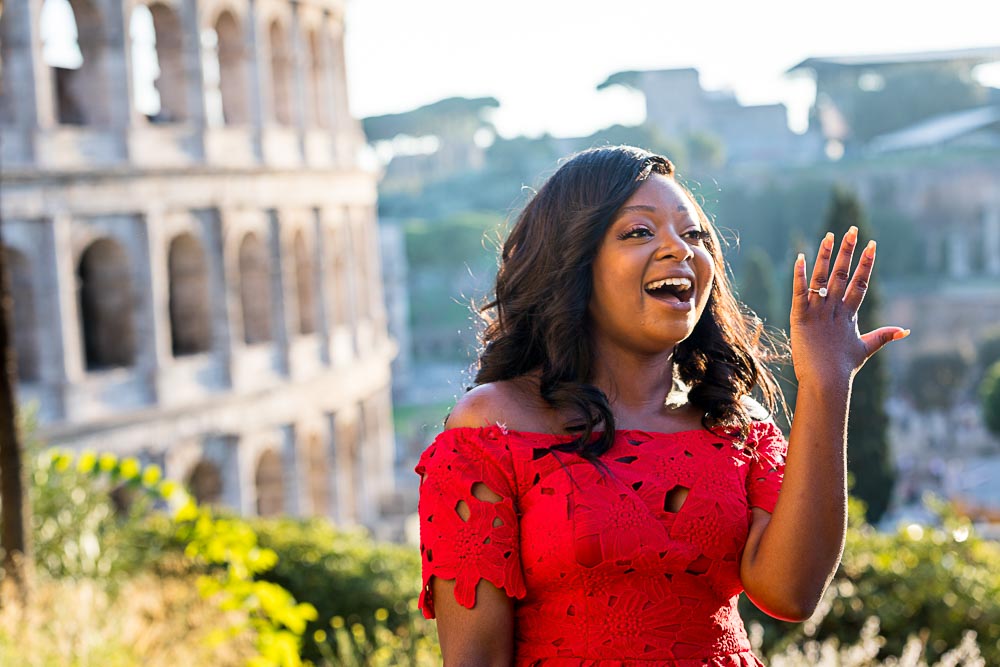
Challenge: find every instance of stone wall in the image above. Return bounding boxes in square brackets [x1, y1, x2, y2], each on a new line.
[0, 0, 400, 534]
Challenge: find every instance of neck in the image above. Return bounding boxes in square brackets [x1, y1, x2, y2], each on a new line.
[589, 340, 676, 420]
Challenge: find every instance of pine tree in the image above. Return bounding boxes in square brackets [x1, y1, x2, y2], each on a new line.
[820, 188, 896, 523]
[738, 248, 778, 325]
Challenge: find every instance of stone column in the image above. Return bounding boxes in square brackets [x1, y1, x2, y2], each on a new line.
[244, 0, 265, 159]
[197, 207, 233, 386]
[311, 207, 331, 365]
[0, 0, 48, 162]
[280, 423, 305, 516]
[983, 206, 1000, 277]
[289, 1, 309, 154]
[101, 0, 133, 131]
[50, 213, 85, 386]
[178, 0, 207, 156]
[140, 207, 172, 372]
[267, 209, 290, 375]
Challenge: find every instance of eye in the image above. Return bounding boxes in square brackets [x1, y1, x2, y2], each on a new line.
[683, 229, 711, 243]
[617, 225, 653, 240]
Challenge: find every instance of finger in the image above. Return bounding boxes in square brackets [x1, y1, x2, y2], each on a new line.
[808, 232, 834, 296]
[791, 252, 808, 314]
[860, 326, 910, 358]
[827, 226, 859, 301]
[843, 239, 876, 313]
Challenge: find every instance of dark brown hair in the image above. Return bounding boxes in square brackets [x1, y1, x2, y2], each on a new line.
[475, 145, 786, 458]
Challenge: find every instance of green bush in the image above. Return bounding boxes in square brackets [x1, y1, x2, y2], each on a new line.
[979, 360, 1000, 437]
[250, 518, 425, 663]
[743, 502, 1000, 664]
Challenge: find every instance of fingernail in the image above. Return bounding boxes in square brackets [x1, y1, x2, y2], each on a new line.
[865, 239, 876, 256]
[824, 232, 834, 247]
[847, 226, 858, 241]
[892, 329, 911, 341]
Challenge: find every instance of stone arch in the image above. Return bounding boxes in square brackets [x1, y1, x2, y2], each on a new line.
[266, 19, 293, 126]
[167, 233, 212, 356]
[238, 232, 273, 344]
[132, 2, 188, 122]
[215, 10, 248, 125]
[303, 431, 328, 515]
[2, 246, 40, 382]
[304, 28, 327, 128]
[40, 0, 112, 125]
[292, 230, 316, 335]
[77, 238, 136, 370]
[255, 448, 284, 516]
[187, 459, 223, 505]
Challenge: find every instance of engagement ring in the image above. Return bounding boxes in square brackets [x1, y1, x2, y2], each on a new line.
[808, 287, 828, 297]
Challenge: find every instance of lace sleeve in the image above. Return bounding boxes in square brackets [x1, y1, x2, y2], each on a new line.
[414, 426, 527, 619]
[746, 421, 788, 513]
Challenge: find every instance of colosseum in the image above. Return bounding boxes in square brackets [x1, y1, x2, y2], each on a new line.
[0, 0, 398, 531]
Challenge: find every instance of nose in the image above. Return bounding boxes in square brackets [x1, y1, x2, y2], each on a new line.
[654, 228, 694, 262]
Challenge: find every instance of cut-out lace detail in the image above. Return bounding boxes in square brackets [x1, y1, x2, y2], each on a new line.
[416, 422, 788, 666]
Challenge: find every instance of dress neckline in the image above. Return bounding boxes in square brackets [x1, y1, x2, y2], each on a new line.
[444, 423, 719, 440]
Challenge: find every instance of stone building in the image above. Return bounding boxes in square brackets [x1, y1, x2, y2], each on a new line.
[0, 0, 398, 531]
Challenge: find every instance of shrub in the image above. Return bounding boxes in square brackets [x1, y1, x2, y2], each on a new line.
[742, 503, 1000, 665]
[250, 518, 425, 663]
[979, 360, 1000, 437]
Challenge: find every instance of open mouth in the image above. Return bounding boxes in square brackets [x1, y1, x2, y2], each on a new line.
[643, 277, 694, 304]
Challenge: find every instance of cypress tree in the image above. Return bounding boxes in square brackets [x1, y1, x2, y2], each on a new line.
[820, 188, 896, 523]
[738, 247, 778, 325]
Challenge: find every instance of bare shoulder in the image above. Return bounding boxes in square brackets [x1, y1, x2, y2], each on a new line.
[445, 376, 563, 433]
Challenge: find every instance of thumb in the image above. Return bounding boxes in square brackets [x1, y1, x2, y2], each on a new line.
[860, 327, 910, 358]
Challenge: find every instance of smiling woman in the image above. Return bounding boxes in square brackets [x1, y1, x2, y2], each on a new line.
[414, 145, 910, 666]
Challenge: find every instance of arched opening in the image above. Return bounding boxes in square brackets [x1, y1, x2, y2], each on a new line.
[130, 3, 187, 122]
[304, 432, 328, 515]
[238, 233, 272, 344]
[187, 459, 223, 505]
[327, 226, 352, 327]
[255, 449, 284, 516]
[77, 238, 136, 370]
[167, 233, 211, 356]
[2, 247, 40, 382]
[215, 10, 248, 125]
[267, 20, 292, 126]
[40, 0, 111, 125]
[293, 231, 315, 335]
[305, 29, 326, 128]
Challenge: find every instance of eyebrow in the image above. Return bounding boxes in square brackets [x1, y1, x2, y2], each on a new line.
[616, 204, 690, 218]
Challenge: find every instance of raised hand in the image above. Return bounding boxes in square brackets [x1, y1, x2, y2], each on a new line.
[790, 225, 909, 385]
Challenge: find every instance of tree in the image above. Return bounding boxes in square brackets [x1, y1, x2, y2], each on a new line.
[362, 96, 499, 144]
[820, 188, 895, 523]
[737, 248, 778, 325]
[905, 348, 972, 412]
[980, 361, 1000, 438]
[0, 220, 31, 604]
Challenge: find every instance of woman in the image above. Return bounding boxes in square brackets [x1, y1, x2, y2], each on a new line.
[415, 146, 908, 666]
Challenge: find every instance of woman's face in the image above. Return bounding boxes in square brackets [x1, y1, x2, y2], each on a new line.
[588, 173, 716, 356]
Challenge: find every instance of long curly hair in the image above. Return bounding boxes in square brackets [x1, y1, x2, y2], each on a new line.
[474, 145, 786, 458]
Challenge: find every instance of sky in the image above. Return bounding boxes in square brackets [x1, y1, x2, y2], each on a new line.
[343, 0, 1000, 138]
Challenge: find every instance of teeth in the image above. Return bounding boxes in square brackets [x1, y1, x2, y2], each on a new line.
[644, 277, 692, 291]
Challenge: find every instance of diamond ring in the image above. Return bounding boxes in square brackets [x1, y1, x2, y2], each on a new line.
[808, 287, 828, 297]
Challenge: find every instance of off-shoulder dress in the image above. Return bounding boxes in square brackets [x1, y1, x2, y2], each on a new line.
[416, 422, 788, 666]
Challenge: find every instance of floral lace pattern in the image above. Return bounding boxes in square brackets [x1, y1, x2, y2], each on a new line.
[416, 422, 788, 666]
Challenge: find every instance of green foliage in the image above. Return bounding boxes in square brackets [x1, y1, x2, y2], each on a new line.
[905, 348, 973, 412]
[976, 325, 1000, 381]
[743, 503, 1000, 665]
[363, 96, 499, 142]
[818, 188, 895, 523]
[978, 360, 1000, 437]
[249, 518, 425, 664]
[35, 448, 317, 667]
[737, 247, 778, 325]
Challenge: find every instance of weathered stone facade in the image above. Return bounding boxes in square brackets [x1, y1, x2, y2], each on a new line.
[0, 0, 398, 531]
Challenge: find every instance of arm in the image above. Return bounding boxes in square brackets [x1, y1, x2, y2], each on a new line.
[740, 226, 908, 621]
[421, 389, 521, 666]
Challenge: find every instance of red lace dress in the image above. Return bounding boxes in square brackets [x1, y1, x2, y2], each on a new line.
[416, 422, 788, 666]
